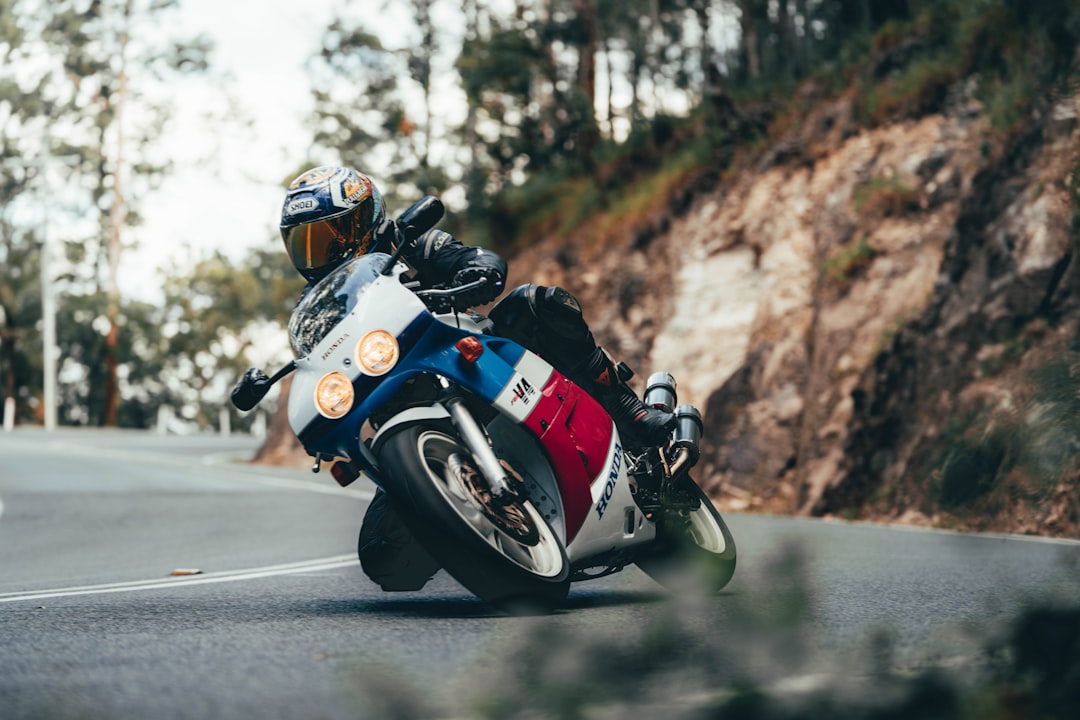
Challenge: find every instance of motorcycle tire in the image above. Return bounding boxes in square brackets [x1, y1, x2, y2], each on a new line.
[635, 479, 737, 595]
[376, 423, 570, 612]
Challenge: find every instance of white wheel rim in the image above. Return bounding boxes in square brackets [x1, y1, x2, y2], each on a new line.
[416, 431, 565, 578]
[687, 502, 728, 555]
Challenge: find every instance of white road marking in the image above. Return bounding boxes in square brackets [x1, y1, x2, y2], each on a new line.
[45, 440, 376, 499]
[0, 437, 376, 602]
[0, 555, 358, 604]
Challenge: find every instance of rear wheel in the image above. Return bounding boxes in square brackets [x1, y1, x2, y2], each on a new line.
[378, 424, 570, 611]
[635, 480, 736, 594]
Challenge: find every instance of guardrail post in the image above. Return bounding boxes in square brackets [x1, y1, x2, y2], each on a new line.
[156, 405, 170, 435]
[251, 410, 267, 440]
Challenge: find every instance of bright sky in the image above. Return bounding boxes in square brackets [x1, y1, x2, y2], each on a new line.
[124, 0, 339, 301]
[125, 0, 475, 302]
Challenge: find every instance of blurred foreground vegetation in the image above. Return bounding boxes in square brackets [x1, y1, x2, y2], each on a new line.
[346, 547, 1080, 720]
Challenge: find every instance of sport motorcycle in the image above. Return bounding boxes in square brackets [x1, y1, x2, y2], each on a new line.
[231, 196, 736, 610]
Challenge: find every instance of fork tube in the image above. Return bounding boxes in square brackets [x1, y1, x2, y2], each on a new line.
[440, 389, 514, 497]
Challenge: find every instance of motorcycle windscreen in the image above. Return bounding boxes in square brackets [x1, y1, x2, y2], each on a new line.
[288, 253, 391, 357]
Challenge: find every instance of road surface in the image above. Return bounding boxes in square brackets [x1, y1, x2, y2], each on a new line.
[1, 428, 1077, 718]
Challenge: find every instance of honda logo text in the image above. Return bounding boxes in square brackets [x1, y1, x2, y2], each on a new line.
[321, 333, 351, 361]
[594, 443, 622, 519]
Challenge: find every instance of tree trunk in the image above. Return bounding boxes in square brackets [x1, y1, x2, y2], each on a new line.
[571, 0, 600, 163]
[777, 0, 792, 81]
[103, 1, 131, 428]
[739, 0, 761, 81]
[1, 317, 15, 423]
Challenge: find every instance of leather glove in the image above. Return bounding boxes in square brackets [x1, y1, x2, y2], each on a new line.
[451, 249, 507, 309]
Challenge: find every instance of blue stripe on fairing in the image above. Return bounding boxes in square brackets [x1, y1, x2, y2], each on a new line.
[390, 323, 522, 401]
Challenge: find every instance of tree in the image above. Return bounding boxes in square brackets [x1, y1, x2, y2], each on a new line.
[307, 1, 455, 206]
[159, 247, 302, 431]
[10, 0, 212, 426]
[1, 0, 56, 425]
[45, 0, 208, 421]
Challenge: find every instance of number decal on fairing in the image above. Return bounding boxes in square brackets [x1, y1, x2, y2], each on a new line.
[494, 352, 552, 423]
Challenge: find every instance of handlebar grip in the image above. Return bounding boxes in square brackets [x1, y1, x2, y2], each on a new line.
[229, 362, 296, 411]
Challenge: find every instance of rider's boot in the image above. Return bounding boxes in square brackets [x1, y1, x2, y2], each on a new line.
[574, 347, 675, 448]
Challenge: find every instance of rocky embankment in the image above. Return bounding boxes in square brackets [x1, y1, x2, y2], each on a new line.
[510, 83, 1080, 538]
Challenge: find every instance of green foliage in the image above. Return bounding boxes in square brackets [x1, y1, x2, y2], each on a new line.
[309, 3, 451, 205]
[849, 0, 1080, 131]
[489, 113, 718, 252]
[158, 247, 303, 429]
[0, 228, 42, 425]
[822, 235, 878, 287]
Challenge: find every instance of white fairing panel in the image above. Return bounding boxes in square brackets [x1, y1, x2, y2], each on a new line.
[565, 433, 656, 563]
[288, 270, 427, 434]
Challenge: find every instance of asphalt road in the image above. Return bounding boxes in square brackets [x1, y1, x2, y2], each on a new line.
[2, 428, 1078, 719]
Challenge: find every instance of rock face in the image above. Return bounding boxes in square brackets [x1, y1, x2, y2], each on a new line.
[509, 86, 1080, 537]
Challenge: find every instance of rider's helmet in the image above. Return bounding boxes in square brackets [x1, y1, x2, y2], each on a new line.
[279, 166, 387, 282]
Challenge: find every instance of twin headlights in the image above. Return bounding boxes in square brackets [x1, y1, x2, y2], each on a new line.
[313, 330, 399, 419]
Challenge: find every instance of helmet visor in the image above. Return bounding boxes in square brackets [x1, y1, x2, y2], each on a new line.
[282, 200, 376, 279]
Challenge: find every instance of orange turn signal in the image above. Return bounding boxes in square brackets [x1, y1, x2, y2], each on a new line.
[455, 336, 484, 363]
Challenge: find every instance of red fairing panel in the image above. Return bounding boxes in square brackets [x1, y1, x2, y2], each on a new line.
[522, 370, 614, 542]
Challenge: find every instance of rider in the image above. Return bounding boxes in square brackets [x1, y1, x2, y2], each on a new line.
[279, 165, 675, 590]
[279, 165, 675, 445]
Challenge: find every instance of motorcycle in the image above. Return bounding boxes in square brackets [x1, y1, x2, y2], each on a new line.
[231, 196, 736, 610]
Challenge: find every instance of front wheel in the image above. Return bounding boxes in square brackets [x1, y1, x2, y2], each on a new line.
[378, 423, 570, 611]
[635, 479, 737, 595]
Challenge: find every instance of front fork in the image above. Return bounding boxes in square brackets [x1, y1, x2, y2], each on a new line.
[437, 378, 517, 499]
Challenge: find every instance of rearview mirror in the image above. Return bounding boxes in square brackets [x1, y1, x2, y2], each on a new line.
[396, 195, 444, 243]
[230, 368, 271, 412]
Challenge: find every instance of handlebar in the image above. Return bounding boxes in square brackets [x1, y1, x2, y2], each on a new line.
[415, 276, 488, 304]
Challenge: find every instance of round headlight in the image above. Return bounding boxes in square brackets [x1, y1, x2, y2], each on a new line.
[356, 330, 399, 376]
[314, 372, 354, 419]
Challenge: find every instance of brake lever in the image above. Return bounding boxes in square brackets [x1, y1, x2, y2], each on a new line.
[415, 277, 488, 312]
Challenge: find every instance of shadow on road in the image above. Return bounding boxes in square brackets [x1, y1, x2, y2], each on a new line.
[287, 587, 673, 619]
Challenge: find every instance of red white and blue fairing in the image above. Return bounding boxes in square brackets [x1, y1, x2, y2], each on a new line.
[287, 253, 655, 563]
